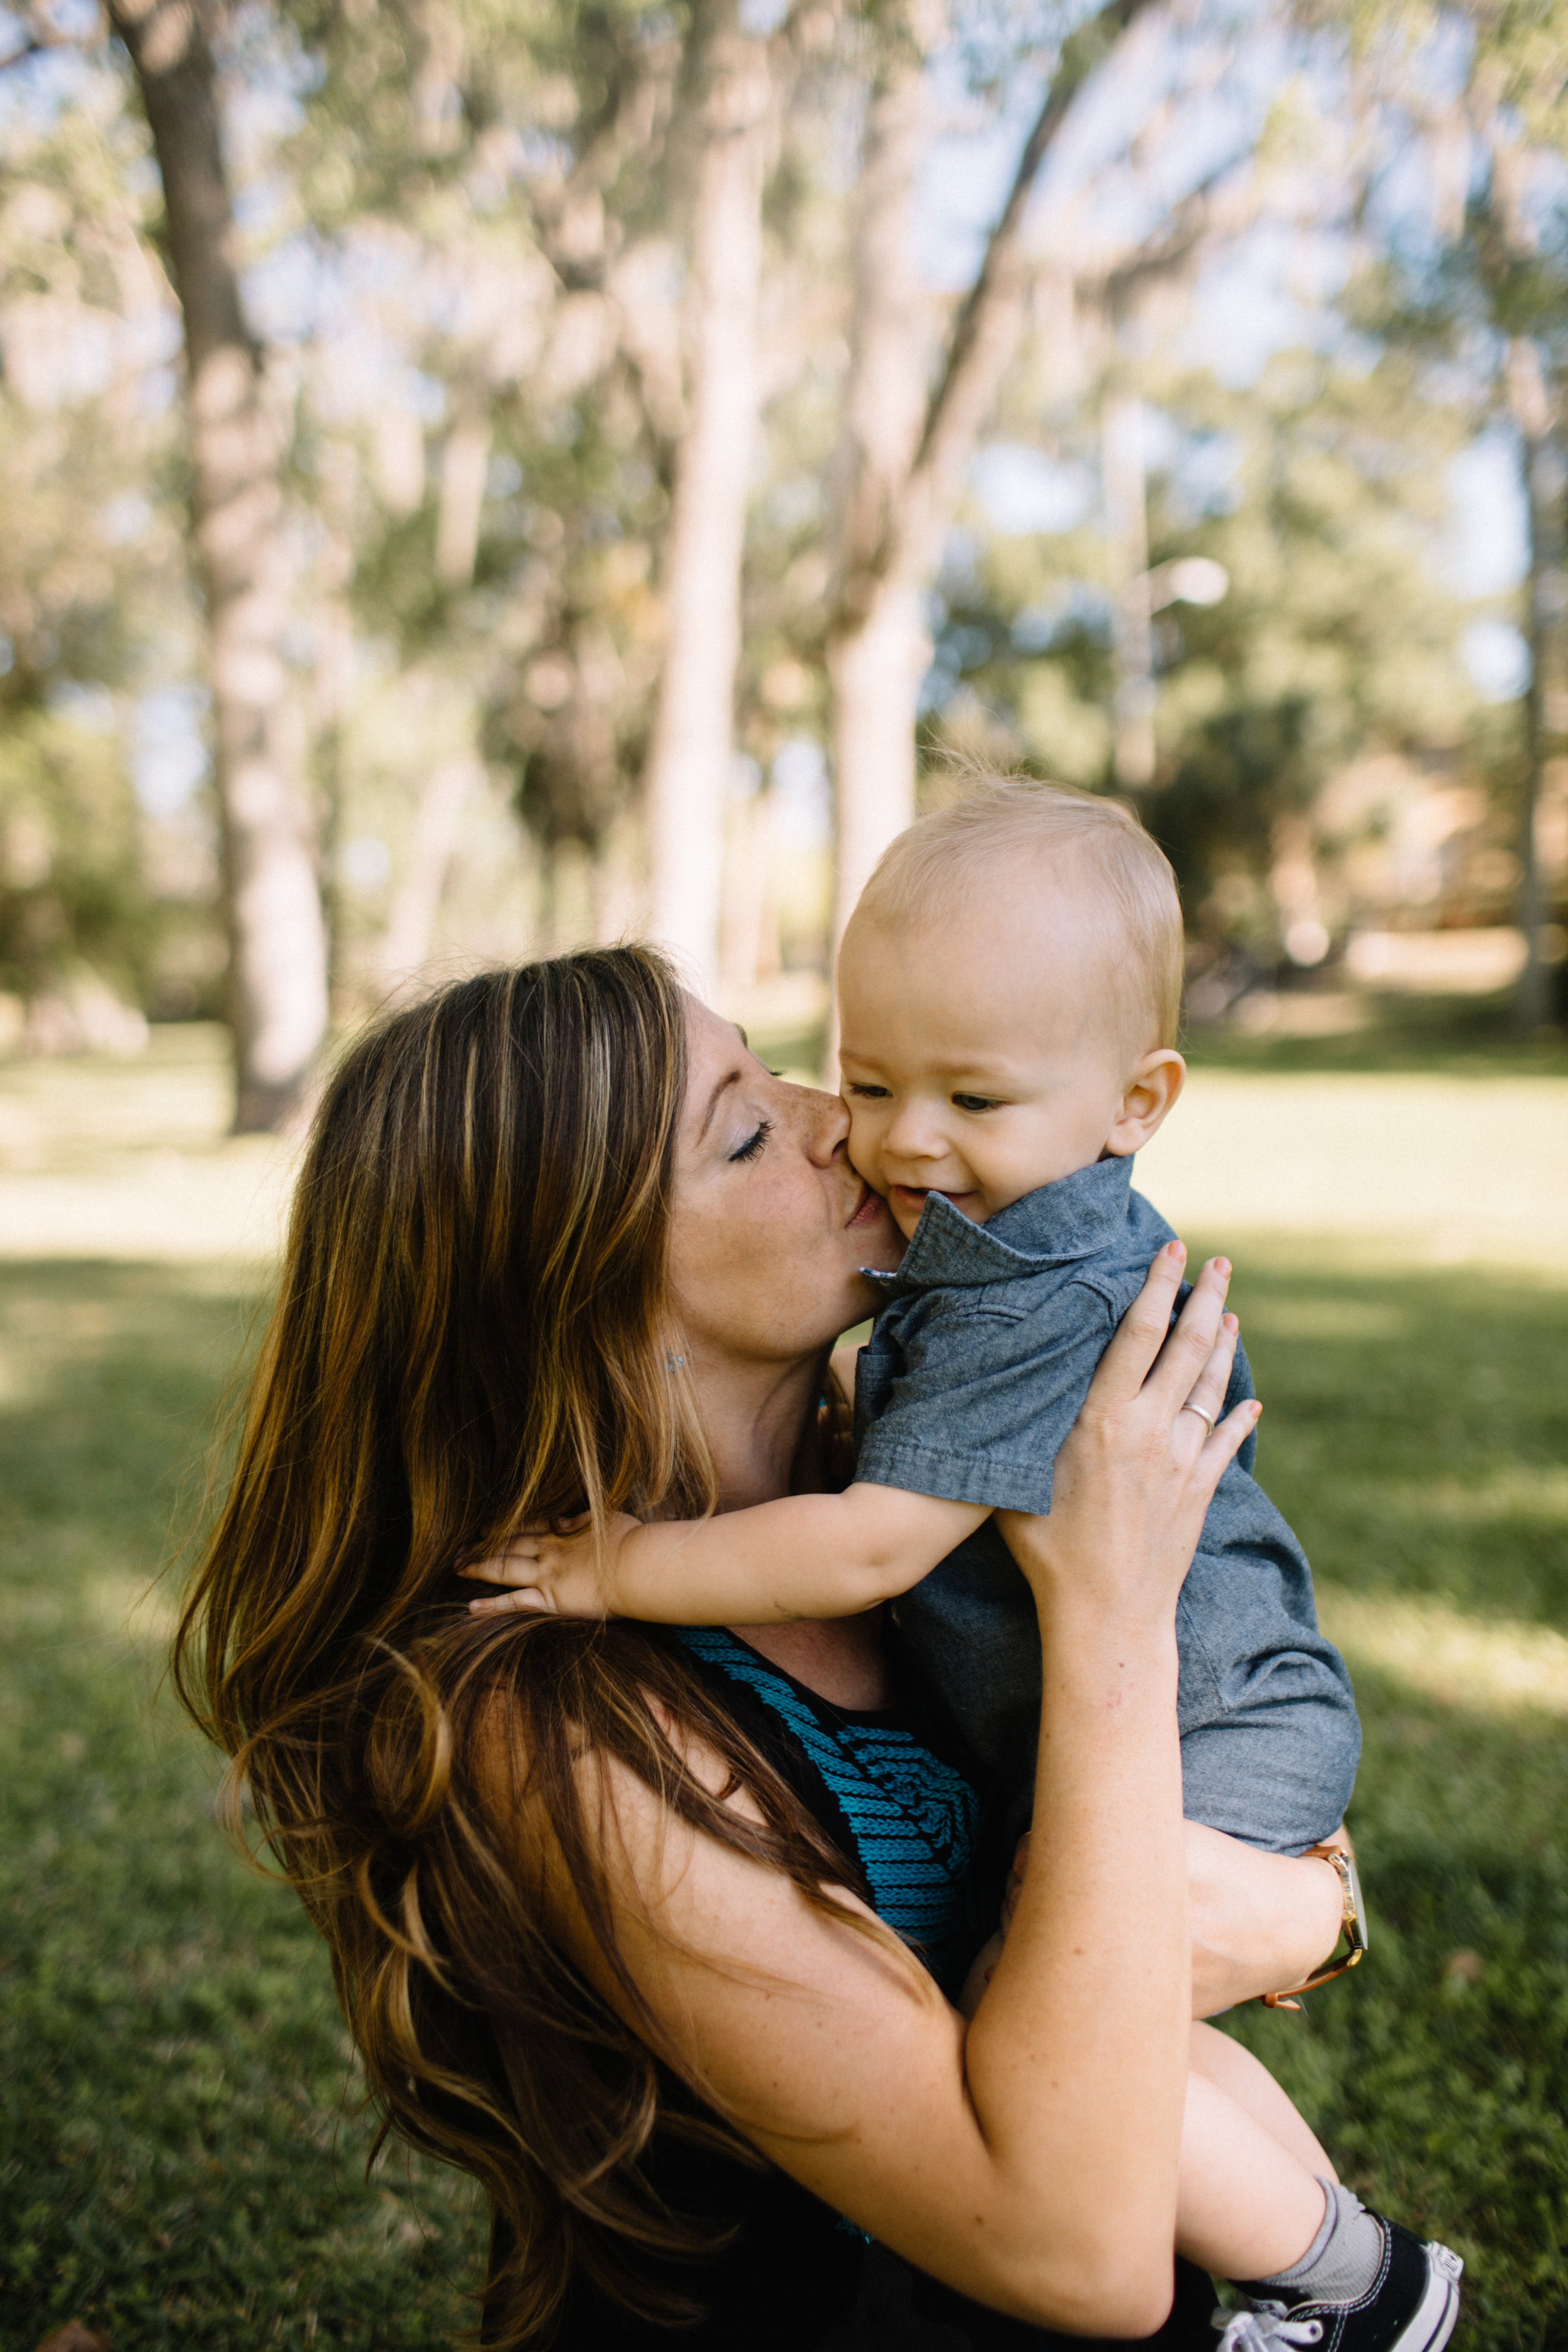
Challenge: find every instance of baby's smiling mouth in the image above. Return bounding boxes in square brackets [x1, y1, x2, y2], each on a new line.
[891, 1182, 978, 1213]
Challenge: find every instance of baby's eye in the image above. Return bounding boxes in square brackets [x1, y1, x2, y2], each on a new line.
[844, 1082, 890, 1100]
[952, 1093, 1003, 1113]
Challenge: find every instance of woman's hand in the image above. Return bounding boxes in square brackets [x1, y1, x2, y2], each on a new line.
[995, 1242, 1258, 1636]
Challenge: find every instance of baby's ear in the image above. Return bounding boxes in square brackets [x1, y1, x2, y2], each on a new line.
[1105, 1050, 1185, 1155]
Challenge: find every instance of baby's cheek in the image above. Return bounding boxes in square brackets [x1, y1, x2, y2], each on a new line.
[842, 1102, 879, 1183]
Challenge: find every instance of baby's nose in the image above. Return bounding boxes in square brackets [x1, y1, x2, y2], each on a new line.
[882, 1104, 945, 1158]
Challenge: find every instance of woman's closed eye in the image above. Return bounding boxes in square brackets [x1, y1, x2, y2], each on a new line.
[728, 1116, 773, 1163]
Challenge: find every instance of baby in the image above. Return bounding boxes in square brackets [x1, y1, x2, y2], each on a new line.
[474, 781, 1461, 2348]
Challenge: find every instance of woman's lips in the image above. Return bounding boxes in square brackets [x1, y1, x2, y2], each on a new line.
[847, 1180, 885, 1228]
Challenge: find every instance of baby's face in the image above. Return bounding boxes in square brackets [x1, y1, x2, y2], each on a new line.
[837, 879, 1141, 1243]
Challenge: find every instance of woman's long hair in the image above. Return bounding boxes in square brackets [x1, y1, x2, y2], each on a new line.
[171, 949, 886, 2347]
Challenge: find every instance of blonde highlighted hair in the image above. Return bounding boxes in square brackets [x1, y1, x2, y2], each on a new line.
[172, 949, 881, 2348]
[849, 775, 1184, 1052]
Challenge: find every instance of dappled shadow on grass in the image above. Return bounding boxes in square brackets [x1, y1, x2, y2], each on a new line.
[1223, 1668, 1568, 2352]
[1211, 1246, 1568, 1629]
[1205, 1240, 1568, 2348]
[0, 1262, 484, 2351]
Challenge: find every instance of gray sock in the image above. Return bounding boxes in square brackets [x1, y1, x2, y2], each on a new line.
[1246, 2178, 1385, 2306]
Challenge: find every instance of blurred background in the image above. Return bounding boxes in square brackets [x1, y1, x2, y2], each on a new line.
[1, 0, 1565, 2346]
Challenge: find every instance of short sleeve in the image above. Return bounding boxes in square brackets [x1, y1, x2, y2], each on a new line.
[854, 1285, 1115, 1513]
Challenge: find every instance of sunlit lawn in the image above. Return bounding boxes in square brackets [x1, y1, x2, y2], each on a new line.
[1, 1025, 1566, 2348]
[1213, 1244, 1568, 2352]
[0, 1264, 484, 2351]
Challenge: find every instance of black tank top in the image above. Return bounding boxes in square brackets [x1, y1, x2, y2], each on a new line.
[530, 1628, 1216, 2351]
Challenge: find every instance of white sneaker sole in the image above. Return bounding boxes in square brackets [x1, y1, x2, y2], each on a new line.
[1397, 2241, 1463, 2352]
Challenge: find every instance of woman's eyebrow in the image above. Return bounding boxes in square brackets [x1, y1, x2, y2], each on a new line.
[698, 1067, 744, 1141]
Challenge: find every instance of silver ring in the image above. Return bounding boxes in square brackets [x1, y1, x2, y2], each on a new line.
[1181, 1403, 1216, 1431]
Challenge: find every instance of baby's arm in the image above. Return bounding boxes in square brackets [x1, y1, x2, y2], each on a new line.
[463, 1483, 989, 1625]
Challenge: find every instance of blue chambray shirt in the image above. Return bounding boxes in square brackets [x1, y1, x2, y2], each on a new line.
[854, 1155, 1360, 1853]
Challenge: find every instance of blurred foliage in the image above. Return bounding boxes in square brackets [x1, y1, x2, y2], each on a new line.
[0, 41, 217, 1028]
[4, 0, 1568, 1017]
[0, 707, 157, 1004]
[928, 346, 1480, 938]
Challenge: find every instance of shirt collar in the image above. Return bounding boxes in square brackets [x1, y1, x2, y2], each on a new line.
[862, 1154, 1136, 1293]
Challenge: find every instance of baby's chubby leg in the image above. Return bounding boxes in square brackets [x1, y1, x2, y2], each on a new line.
[1188, 2018, 1334, 2175]
[1176, 2021, 1332, 2279]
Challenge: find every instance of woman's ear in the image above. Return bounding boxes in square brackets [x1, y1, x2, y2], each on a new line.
[1104, 1050, 1185, 1156]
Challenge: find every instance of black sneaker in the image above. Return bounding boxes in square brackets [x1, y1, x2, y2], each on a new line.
[1215, 2218, 1463, 2352]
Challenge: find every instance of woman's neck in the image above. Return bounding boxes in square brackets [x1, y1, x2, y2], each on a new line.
[689, 1343, 893, 1712]
[691, 1346, 831, 1513]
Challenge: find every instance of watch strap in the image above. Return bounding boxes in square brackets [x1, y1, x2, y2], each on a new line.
[1261, 1844, 1365, 2010]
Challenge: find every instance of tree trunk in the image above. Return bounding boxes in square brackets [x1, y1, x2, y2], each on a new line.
[108, 0, 328, 1131]
[1507, 337, 1562, 1032]
[1102, 389, 1156, 788]
[644, 0, 772, 1000]
[436, 408, 492, 589]
[312, 438, 357, 1009]
[379, 758, 480, 996]
[829, 580, 931, 948]
[826, 0, 1157, 983]
[827, 0, 937, 956]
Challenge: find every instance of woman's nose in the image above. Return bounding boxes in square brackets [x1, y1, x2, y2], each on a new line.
[797, 1084, 850, 1165]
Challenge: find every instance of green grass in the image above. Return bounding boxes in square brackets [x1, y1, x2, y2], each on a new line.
[1210, 1243, 1568, 2351]
[0, 1264, 484, 2352]
[1182, 987, 1568, 1078]
[1, 1248, 1565, 2347]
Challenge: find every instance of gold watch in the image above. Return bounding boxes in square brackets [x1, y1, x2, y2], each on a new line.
[1261, 1843, 1368, 2011]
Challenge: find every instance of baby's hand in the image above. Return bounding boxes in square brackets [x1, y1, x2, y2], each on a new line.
[458, 1511, 642, 1619]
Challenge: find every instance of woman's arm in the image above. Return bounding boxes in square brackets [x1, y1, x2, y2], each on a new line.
[524, 1247, 1256, 2335]
[965, 1821, 1349, 2021]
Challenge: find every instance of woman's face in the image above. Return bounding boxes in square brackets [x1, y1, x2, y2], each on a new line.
[668, 994, 901, 1372]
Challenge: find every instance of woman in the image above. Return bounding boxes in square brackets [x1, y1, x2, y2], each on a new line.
[173, 948, 1343, 2349]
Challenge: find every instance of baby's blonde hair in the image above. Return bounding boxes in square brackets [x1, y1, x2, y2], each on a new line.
[848, 776, 1184, 1053]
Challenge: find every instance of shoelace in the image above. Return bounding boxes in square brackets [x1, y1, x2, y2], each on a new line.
[1212, 2307, 1325, 2351]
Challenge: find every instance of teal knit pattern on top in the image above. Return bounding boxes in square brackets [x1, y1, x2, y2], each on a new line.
[674, 1626, 982, 1984]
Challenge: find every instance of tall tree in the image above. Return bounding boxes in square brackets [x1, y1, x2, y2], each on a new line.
[827, 0, 1157, 965]
[1307, 0, 1568, 1025]
[106, 0, 329, 1129]
[644, 0, 775, 995]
